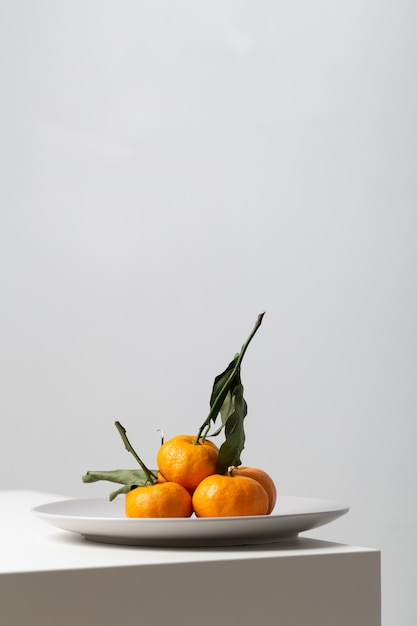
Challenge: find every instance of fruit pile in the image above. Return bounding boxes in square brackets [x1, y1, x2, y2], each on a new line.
[83, 313, 277, 518]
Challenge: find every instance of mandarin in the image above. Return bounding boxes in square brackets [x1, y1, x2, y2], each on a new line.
[231, 466, 277, 514]
[125, 482, 192, 518]
[156, 434, 219, 493]
[192, 473, 269, 517]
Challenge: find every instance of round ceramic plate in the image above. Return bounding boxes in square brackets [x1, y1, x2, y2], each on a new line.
[32, 496, 349, 547]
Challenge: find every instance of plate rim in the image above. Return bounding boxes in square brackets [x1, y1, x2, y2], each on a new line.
[31, 495, 349, 546]
[32, 495, 350, 522]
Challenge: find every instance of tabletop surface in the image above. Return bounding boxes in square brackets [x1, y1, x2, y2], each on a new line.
[0, 490, 377, 575]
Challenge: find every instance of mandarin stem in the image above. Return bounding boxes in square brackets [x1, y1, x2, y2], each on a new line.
[195, 312, 265, 443]
[115, 421, 158, 484]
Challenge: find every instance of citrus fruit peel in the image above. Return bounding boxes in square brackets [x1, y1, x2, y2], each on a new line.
[157, 435, 219, 493]
[229, 466, 277, 514]
[192, 466, 269, 517]
[125, 482, 192, 518]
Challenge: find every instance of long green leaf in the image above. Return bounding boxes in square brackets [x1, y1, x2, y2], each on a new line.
[209, 356, 239, 408]
[215, 382, 247, 473]
[196, 313, 264, 441]
[208, 356, 240, 436]
[109, 484, 134, 501]
[82, 468, 158, 501]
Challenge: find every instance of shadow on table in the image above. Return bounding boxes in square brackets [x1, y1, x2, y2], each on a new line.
[47, 532, 349, 554]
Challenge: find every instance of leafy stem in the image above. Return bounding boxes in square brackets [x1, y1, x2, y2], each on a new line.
[194, 311, 265, 443]
[115, 421, 158, 484]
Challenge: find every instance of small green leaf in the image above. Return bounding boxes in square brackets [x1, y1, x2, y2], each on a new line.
[109, 485, 133, 501]
[215, 382, 247, 474]
[209, 356, 239, 410]
[82, 468, 158, 500]
[195, 313, 264, 442]
[208, 356, 240, 436]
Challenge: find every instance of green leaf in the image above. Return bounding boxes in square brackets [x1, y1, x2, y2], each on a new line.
[208, 355, 240, 436]
[82, 468, 158, 501]
[195, 313, 264, 442]
[109, 484, 133, 501]
[215, 382, 247, 474]
[209, 355, 239, 409]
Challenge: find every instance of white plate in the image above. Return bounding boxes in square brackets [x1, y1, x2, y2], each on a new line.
[32, 496, 349, 547]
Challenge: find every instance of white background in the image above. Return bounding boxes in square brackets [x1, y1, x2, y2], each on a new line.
[0, 2, 416, 624]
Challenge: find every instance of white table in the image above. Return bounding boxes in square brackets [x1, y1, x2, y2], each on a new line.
[0, 491, 381, 626]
